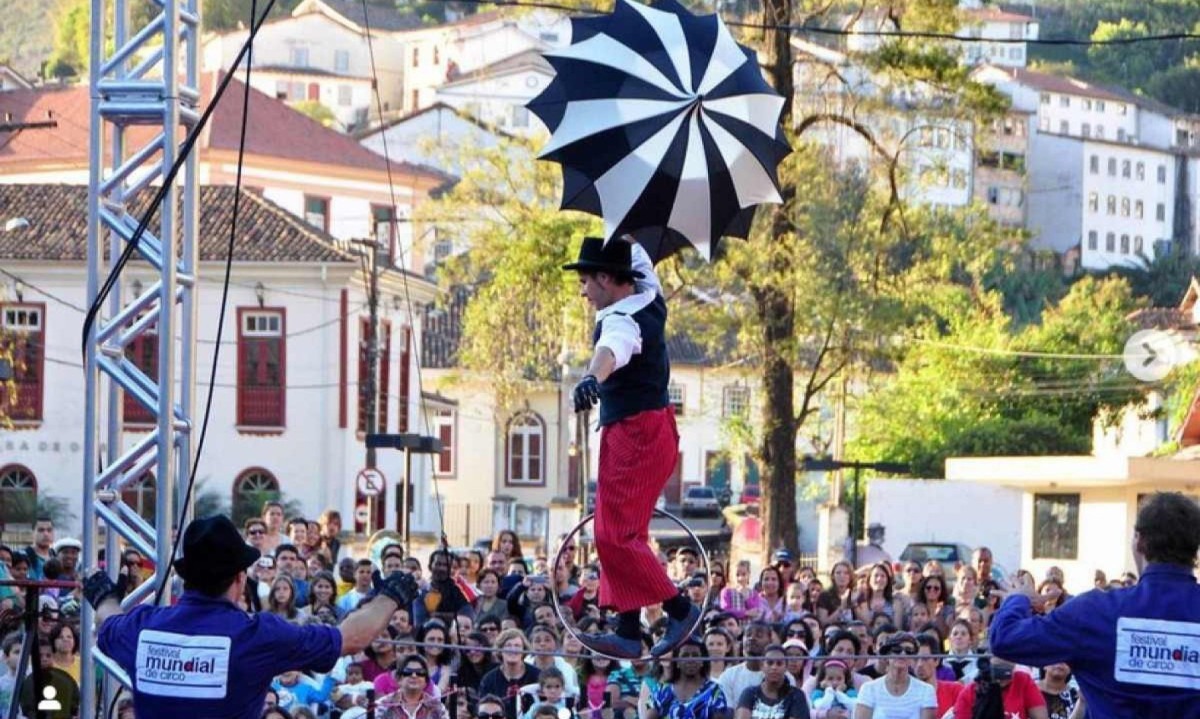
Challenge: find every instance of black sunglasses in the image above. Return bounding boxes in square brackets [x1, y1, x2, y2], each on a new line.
[400, 667, 428, 677]
[478, 713, 506, 719]
[786, 629, 806, 636]
[882, 646, 918, 656]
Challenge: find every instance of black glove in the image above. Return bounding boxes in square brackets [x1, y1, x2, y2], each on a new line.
[372, 570, 418, 608]
[572, 374, 600, 413]
[83, 570, 120, 610]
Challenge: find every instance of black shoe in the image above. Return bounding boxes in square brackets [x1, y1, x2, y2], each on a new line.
[581, 631, 644, 659]
[650, 604, 700, 657]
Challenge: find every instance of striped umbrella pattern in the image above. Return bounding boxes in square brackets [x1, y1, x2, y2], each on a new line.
[527, 0, 792, 261]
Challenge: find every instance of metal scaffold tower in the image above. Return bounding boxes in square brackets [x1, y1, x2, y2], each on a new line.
[82, 0, 200, 714]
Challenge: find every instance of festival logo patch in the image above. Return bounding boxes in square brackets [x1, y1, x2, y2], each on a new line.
[134, 629, 231, 699]
[1115, 617, 1200, 690]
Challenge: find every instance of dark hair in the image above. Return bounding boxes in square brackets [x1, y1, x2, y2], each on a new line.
[915, 633, 941, 656]
[661, 637, 707, 683]
[286, 517, 308, 531]
[758, 566, 784, 598]
[476, 569, 502, 589]
[1, 633, 21, 655]
[417, 620, 451, 665]
[275, 544, 300, 560]
[866, 562, 895, 603]
[919, 574, 947, 599]
[355, 558, 374, 570]
[49, 622, 79, 654]
[43, 559, 62, 580]
[1135, 492, 1200, 566]
[10, 554, 29, 569]
[398, 653, 430, 675]
[491, 530, 524, 560]
[477, 694, 506, 711]
[823, 629, 860, 656]
[870, 622, 898, 639]
[381, 543, 404, 560]
[243, 518, 266, 531]
[782, 620, 813, 649]
[538, 666, 565, 686]
[33, 517, 53, 528]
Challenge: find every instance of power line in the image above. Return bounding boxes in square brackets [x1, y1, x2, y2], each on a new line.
[435, 0, 1200, 47]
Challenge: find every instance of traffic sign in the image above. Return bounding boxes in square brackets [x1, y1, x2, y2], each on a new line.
[354, 504, 370, 524]
[357, 468, 385, 497]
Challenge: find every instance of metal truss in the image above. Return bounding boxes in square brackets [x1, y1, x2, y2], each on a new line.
[83, 0, 200, 714]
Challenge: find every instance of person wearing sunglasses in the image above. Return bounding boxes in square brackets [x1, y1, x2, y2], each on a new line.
[476, 694, 509, 719]
[853, 634, 935, 719]
[378, 655, 449, 719]
[733, 644, 809, 719]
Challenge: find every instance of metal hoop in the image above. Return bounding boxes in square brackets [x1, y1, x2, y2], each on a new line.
[551, 508, 711, 661]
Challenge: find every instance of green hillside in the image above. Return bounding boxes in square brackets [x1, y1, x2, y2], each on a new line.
[0, 0, 56, 78]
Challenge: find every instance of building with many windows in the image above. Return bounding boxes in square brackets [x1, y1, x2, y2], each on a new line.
[0, 184, 438, 535]
[973, 64, 1196, 269]
[843, 0, 1038, 68]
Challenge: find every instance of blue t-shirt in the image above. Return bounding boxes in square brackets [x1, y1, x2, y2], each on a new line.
[98, 590, 342, 718]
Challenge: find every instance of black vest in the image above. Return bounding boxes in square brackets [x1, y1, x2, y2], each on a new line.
[593, 293, 670, 426]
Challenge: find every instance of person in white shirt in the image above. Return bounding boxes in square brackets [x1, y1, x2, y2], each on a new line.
[853, 633, 935, 719]
[719, 623, 795, 705]
[337, 559, 375, 615]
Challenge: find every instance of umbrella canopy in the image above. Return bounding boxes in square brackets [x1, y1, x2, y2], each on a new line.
[528, 0, 791, 262]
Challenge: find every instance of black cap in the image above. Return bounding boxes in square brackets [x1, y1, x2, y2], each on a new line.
[173, 515, 261, 583]
[562, 237, 644, 279]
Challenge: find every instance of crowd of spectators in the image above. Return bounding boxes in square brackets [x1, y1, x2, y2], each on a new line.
[0, 506, 1115, 719]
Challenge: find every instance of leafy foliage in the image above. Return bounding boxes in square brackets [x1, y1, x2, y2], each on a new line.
[418, 138, 598, 409]
[852, 277, 1146, 477]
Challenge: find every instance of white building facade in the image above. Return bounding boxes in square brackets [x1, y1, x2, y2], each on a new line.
[0, 185, 439, 537]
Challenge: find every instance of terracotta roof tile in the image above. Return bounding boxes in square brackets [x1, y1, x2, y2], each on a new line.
[0, 183, 354, 263]
[0, 75, 445, 182]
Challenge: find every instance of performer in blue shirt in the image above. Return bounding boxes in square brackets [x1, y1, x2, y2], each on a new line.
[989, 491, 1200, 719]
[85, 514, 416, 719]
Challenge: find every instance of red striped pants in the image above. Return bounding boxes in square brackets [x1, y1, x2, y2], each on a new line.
[594, 407, 680, 612]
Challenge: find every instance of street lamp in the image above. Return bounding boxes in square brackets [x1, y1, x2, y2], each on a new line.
[801, 455, 909, 567]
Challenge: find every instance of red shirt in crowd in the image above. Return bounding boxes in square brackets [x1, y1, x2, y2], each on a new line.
[953, 671, 1047, 719]
[934, 680, 964, 716]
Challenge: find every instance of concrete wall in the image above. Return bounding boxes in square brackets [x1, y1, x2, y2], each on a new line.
[865, 478, 1023, 571]
[1019, 485, 1139, 594]
[1025, 132, 1083, 254]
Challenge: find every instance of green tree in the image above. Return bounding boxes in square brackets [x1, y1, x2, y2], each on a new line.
[419, 138, 598, 409]
[1146, 65, 1200, 114]
[853, 277, 1145, 477]
[1103, 243, 1200, 307]
[291, 100, 337, 128]
[1087, 19, 1158, 87]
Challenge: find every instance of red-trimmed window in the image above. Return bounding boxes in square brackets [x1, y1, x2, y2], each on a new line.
[398, 327, 410, 432]
[0, 303, 45, 422]
[506, 412, 545, 486]
[0, 465, 36, 529]
[123, 329, 158, 426]
[357, 319, 392, 433]
[237, 308, 286, 428]
[434, 409, 455, 477]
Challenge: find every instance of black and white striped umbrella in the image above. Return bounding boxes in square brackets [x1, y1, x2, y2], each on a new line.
[527, 0, 791, 261]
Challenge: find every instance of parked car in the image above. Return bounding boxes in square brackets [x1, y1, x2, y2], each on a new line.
[740, 484, 760, 505]
[681, 486, 721, 517]
[897, 542, 1007, 589]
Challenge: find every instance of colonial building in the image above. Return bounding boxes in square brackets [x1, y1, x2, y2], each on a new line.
[0, 74, 447, 272]
[0, 184, 438, 536]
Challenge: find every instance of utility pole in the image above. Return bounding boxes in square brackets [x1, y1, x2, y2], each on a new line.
[801, 456, 909, 567]
[355, 238, 382, 535]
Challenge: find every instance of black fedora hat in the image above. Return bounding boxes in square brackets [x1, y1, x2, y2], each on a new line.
[562, 237, 644, 279]
[173, 515, 261, 583]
